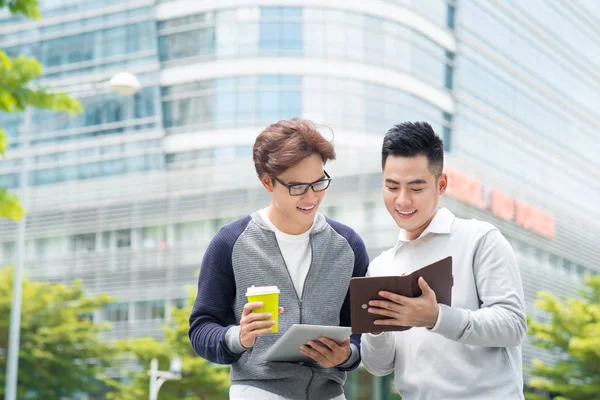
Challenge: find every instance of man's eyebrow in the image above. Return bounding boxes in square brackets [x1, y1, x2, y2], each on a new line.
[384, 178, 427, 185]
[287, 174, 326, 185]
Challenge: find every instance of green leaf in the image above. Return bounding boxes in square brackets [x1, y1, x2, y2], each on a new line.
[1, 0, 41, 20]
[0, 188, 25, 221]
[0, 266, 118, 398]
[104, 289, 230, 399]
[527, 278, 600, 399]
[0, 127, 6, 156]
[0, 17, 82, 223]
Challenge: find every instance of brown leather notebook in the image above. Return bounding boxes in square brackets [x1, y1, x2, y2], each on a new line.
[350, 256, 453, 334]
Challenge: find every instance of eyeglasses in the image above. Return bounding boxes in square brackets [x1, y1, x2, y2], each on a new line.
[273, 170, 332, 196]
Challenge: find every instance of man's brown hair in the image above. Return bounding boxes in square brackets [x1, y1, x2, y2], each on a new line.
[253, 118, 336, 178]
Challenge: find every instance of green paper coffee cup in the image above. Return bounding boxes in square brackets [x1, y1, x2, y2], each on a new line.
[246, 285, 280, 334]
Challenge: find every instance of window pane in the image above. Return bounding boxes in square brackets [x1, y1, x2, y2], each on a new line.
[135, 300, 165, 320]
[116, 229, 131, 248]
[71, 233, 95, 253]
[142, 226, 167, 249]
[103, 302, 129, 322]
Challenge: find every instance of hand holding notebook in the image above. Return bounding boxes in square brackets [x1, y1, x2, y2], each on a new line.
[350, 256, 453, 334]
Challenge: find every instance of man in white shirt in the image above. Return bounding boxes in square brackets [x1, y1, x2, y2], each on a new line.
[361, 121, 527, 399]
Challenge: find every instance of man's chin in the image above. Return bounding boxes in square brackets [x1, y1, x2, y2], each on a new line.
[394, 219, 419, 231]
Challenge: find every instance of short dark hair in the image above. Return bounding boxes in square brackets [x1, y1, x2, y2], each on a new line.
[381, 121, 444, 176]
[253, 118, 336, 178]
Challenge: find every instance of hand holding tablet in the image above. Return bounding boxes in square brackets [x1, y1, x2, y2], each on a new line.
[263, 324, 352, 363]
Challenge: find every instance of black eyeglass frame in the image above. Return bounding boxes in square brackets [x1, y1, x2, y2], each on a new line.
[272, 170, 332, 196]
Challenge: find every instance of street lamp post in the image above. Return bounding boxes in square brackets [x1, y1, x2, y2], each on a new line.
[4, 107, 31, 400]
[3, 72, 141, 400]
[148, 357, 182, 400]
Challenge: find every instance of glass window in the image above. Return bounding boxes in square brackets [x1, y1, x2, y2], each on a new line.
[71, 233, 95, 253]
[282, 7, 302, 17]
[101, 231, 111, 250]
[236, 90, 256, 122]
[259, 21, 279, 51]
[162, 74, 446, 139]
[35, 237, 63, 260]
[259, 7, 303, 54]
[159, 27, 215, 61]
[173, 298, 187, 309]
[78, 162, 102, 180]
[126, 156, 146, 173]
[116, 229, 131, 248]
[215, 87, 237, 125]
[281, 21, 302, 51]
[0, 173, 20, 189]
[257, 88, 279, 122]
[576, 265, 586, 279]
[157, 7, 452, 89]
[77, 147, 100, 159]
[2, 241, 16, 264]
[175, 221, 208, 246]
[146, 154, 164, 172]
[411, 0, 448, 27]
[216, 24, 237, 58]
[410, 33, 446, 87]
[142, 226, 167, 249]
[35, 153, 59, 164]
[103, 302, 129, 322]
[32, 168, 59, 186]
[261, 7, 283, 17]
[460, 0, 600, 117]
[560, 258, 571, 275]
[102, 159, 126, 176]
[103, 26, 128, 57]
[134, 300, 166, 320]
[235, 145, 252, 158]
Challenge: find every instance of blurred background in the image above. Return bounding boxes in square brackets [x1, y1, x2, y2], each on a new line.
[1, 0, 599, 399]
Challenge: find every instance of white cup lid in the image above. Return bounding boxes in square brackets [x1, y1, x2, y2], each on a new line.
[246, 285, 280, 296]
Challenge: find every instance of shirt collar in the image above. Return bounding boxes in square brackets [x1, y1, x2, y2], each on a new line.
[396, 207, 455, 243]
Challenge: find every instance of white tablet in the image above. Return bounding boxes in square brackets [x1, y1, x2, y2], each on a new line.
[263, 324, 352, 363]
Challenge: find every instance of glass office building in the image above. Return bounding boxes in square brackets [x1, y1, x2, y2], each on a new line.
[1, 0, 599, 398]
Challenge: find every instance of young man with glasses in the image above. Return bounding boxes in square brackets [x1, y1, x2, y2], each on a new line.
[189, 118, 369, 400]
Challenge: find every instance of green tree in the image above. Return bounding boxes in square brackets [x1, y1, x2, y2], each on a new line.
[0, 0, 82, 221]
[106, 289, 230, 400]
[525, 275, 600, 400]
[0, 266, 118, 398]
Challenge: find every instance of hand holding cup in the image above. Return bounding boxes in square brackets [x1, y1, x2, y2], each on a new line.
[240, 285, 283, 349]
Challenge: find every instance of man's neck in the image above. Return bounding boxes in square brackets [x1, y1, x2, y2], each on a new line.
[266, 206, 313, 235]
[404, 212, 437, 241]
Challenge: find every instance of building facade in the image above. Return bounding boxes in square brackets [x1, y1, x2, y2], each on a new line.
[1, 0, 599, 398]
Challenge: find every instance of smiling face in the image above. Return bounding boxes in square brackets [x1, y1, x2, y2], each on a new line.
[382, 154, 447, 240]
[261, 154, 329, 235]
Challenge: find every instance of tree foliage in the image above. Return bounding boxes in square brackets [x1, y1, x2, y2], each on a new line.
[0, 0, 82, 221]
[0, 267, 117, 399]
[526, 275, 600, 400]
[106, 289, 230, 400]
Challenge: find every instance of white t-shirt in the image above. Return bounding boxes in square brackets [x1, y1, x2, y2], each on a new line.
[258, 208, 312, 298]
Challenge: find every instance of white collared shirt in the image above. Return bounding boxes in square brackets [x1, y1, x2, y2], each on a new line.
[362, 208, 527, 400]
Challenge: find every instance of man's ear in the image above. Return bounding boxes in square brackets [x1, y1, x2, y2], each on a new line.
[438, 173, 448, 195]
[261, 175, 274, 192]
